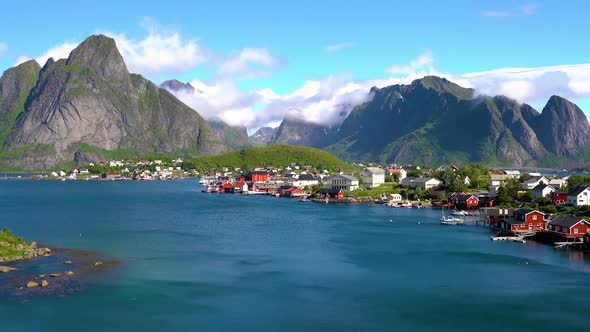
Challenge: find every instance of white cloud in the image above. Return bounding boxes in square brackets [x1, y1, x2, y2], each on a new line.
[482, 3, 539, 17]
[168, 79, 260, 127]
[325, 42, 354, 52]
[218, 48, 281, 79]
[385, 50, 435, 75]
[14, 42, 78, 67]
[102, 19, 209, 75]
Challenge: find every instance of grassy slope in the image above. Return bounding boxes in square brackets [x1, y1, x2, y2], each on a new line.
[182, 145, 354, 172]
[0, 228, 28, 259]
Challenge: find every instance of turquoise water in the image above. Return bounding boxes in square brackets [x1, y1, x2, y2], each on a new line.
[1, 180, 590, 331]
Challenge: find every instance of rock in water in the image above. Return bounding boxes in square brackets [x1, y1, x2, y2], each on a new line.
[64, 260, 72, 265]
[41, 280, 49, 288]
[26, 281, 39, 288]
[94, 261, 103, 267]
[0, 266, 18, 273]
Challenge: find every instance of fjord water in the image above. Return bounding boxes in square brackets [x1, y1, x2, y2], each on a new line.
[1, 180, 590, 331]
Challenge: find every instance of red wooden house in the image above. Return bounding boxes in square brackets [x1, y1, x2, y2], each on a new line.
[499, 209, 547, 233]
[246, 171, 270, 183]
[448, 193, 479, 210]
[281, 187, 305, 197]
[319, 188, 343, 200]
[550, 192, 567, 205]
[221, 182, 234, 193]
[546, 216, 590, 239]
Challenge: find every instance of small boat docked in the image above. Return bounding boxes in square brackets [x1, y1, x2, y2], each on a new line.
[440, 216, 464, 225]
[451, 210, 467, 216]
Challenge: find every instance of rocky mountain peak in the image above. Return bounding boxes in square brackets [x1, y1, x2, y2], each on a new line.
[161, 79, 195, 93]
[66, 34, 130, 83]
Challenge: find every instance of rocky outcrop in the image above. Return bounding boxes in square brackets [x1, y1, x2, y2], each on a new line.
[160, 79, 196, 93]
[0, 34, 226, 170]
[532, 95, 590, 157]
[208, 118, 252, 150]
[250, 127, 276, 145]
[271, 117, 337, 148]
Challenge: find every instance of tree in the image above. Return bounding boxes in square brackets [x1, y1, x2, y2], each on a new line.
[496, 186, 512, 206]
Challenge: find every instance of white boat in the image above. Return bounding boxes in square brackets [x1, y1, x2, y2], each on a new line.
[201, 185, 218, 193]
[451, 210, 467, 216]
[440, 216, 464, 225]
[400, 201, 412, 208]
[298, 197, 310, 202]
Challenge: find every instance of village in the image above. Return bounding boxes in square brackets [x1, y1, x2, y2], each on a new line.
[17, 157, 590, 253]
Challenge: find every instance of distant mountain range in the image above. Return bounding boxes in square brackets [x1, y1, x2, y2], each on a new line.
[1, 35, 588, 170]
[270, 76, 590, 167]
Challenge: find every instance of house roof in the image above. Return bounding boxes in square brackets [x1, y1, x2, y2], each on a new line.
[331, 174, 358, 182]
[489, 174, 511, 181]
[363, 167, 385, 175]
[413, 177, 440, 183]
[568, 186, 590, 196]
[298, 174, 316, 181]
[523, 176, 547, 184]
[532, 184, 555, 192]
[514, 208, 538, 215]
[549, 216, 588, 228]
[503, 218, 526, 225]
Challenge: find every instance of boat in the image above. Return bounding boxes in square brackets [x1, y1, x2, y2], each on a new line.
[451, 210, 467, 216]
[201, 184, 218, 193]
[298, 197, 310, 202]
[440, 216, 464, 225]
[400, 200, 412, 208]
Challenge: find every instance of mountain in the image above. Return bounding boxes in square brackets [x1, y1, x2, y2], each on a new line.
[159, 80, 251, 150]
[160, 79, 196, 94]
[0, 35, 225, 170]
[272, 76, 590, 166]
[271, 117, 337, 148]
[250, 127, 276, 145]
[207, 118, 252, 150]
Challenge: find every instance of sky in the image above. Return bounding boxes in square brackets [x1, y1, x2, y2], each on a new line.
[0, 0, 589, 133]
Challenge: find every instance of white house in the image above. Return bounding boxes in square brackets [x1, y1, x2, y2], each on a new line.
[326, 174, 359, 191]
[503, 170, 521, 178]
[401, 177, 441, 189]
[532, 184, 556, 201]
[488, 174, 512, 197]
[360, 167, 385, 188]
[521, 176, 549, 190]
[291, 174, 319, 188]
[567, 187, 590, 207]
[388, 167, 407, 180]
[548, 177, 568, 189]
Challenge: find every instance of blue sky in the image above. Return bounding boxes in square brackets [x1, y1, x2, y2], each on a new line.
[0, 0, 588, 129]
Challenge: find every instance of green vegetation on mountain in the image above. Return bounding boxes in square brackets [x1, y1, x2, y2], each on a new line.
[274, 76, 590, 167]
[0, 34, 225, 170]
[181, 145, 353, 172]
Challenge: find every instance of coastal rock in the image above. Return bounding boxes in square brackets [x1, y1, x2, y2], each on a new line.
[30, 241, 37, 249]
[49, 273, 62, 277]
[16, 244, 24, 250]
[64, 260, 72, 265]
[36, 274, 46, 279]
[94, 261, 103, 267]
[26, 281, 39, 288]
[0, 241, 10, 247]
[0, 266, 18, 273]
[41, 280, 49, 288]
[65, 271, 75, 276]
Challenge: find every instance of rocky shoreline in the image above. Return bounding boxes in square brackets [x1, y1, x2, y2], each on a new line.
[0, 246, 120, 299]
[0, 240, 52, 263]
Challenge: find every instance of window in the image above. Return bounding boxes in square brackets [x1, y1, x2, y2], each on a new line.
[574, 228, 579, 234]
